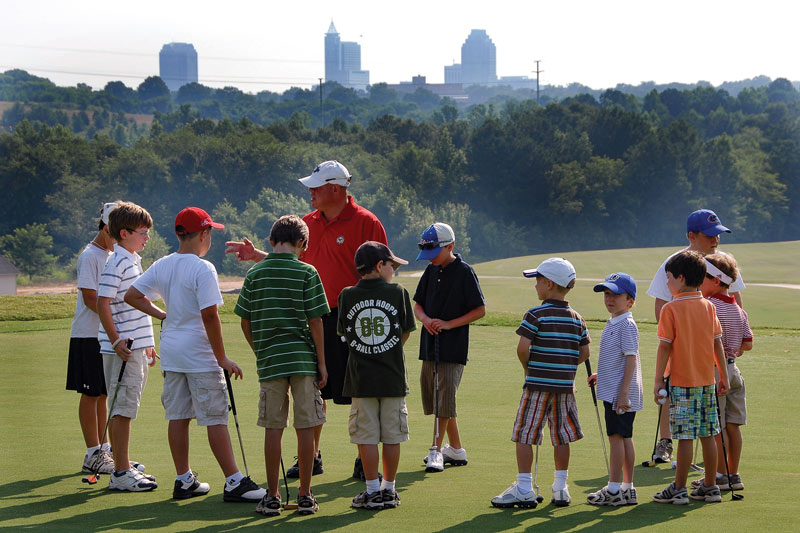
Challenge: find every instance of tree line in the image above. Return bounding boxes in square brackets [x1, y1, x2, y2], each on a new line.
[1, 76, 798, 279]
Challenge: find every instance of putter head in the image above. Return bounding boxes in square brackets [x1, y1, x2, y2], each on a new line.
[82, 474, 99, 484]
[283, 502, 299, 510]
[732, 493, 744, 501]
[641, 459, 656, 467]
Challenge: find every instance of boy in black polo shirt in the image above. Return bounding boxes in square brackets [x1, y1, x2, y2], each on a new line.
[414, 223, 486, 473]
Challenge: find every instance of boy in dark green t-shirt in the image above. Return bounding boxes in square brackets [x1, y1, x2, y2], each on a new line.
[235, 215, 330, 516]
[338, 241, 416, 510]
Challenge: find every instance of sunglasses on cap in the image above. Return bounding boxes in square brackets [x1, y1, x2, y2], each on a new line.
[418, 239, 453, 251]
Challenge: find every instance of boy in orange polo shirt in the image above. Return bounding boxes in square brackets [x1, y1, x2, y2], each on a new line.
[652, 250, 729, 505]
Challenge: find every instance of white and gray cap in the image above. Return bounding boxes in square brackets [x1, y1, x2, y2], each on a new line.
[101, 202, 119, 225]
[298, 160, 352, 188]
[523, 257, 577, 288]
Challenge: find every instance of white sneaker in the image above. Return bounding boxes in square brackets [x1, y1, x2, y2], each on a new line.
[223, 476, 267, 503]
[109, 469, 158, 492]
[173, 471, 211, 499]
[551, 486, 571, 506]
[441, 445, 468, 466]
[491, 481, 539, 508]
[82, 449, 115, 474]
[424, 447, 444, 473]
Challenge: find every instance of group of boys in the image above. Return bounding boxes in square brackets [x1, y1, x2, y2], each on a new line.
[67, 169, 751, 516]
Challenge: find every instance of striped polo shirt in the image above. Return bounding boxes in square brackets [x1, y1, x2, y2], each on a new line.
[234, 253, 330, 382]
[595, 312, 643, 411]
[516, 299, 591, 393]
[97, 244, 155, 352]
[709, 293, 753, 360]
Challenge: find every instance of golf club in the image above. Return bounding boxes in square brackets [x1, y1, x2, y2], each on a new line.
[642, 386, 667, 468]
[224, 369, 249, 478]
[584, 360, 609, 475]
[532, 444, 544, 504]
[82, 338, 132, 484]
[690, 439, 705, 472]
[280, 457, 298, 510]
[716, 389, 743, 501]
[425, 334, 441, 472]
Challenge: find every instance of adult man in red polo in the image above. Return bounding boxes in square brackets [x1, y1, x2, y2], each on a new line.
[226, 160, 387, 480]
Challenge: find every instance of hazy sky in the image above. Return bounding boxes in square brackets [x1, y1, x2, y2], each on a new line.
[1, 0, 795, 93]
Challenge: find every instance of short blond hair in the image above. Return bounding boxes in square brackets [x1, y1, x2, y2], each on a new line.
[108, 201, 153, 241]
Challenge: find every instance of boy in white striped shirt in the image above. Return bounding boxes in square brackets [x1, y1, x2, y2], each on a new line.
[586, 273, 642, 506]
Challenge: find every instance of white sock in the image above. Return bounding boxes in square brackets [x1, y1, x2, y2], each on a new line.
[380, 479, 396, 491]
[553, 470, 568, 491]
[516, 473, 533, 493]
[87, 445, 101, 457]
[621, 482, 633, 491]
[608, 481, 621, 494]
[226, 471, 244, 486]
[101, 442, 112, 453]
[178, 470, 194, 483]
[366, 478, 380, 494]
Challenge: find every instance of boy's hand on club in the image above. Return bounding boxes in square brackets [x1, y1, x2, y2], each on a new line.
[717, 376, 730, 396]
[220, 358, 243, 379]
[426, 318, 448, 334]
[225, 237, 256, 261]
[316, 364, 328, 389]
[587, 373, 597, 386]
[114, 338, 132, 361]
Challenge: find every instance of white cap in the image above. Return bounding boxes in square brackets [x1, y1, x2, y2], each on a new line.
[101, 202, 119, 225]
[298, 160, 351, 188]
[523, 257, 577, 288]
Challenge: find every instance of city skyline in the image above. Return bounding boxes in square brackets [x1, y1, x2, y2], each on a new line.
[0, 0, 797, 94]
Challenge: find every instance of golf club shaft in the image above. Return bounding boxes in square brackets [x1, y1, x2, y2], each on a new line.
[224, 369, 249, 478]
[280, 456, 291, 502]
[716, 388, 742, 500]
[434, 334, 440, 445]
[91, 339, 132, 479]
[584, 360, 609, 475]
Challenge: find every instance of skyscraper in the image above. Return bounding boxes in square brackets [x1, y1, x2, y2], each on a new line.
[159, 42, 198, 92]
[460, 30, 496, 86]
[324, 21, 369, 91]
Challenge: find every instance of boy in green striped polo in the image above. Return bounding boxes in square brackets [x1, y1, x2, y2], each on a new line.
[235, 215, 330, 516]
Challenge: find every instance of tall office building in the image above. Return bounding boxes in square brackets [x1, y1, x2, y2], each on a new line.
[159, 42, 198, 92]
[324, 21, 369, 91]
[460, 30, 496, 86]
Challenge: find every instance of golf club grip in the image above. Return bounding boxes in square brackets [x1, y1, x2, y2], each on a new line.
[584, 359, 598, 404]
[116, 339, 133, 382]
[224, 369, 237, 415]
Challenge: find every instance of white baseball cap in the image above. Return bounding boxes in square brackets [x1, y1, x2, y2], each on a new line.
[101, 202, 119, 225]
[523, 257, 577, 288]
[298, 160, 352, 188]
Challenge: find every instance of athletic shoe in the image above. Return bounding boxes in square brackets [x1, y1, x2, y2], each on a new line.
[690, 482, 722, 502]
[551, 486, 571, 507]
[490, 481, 538, 508]
[654, 438, 673, 463]
[441, 445, 468, 466]
[108, 468, 158, 492]
[297, 492, 319, 515]
[653, 482, 689, 505]
[352, 490, 383, 510]
[83, 449, 115, 474]
[256, 494, 282, 517]
[586, 486, 625, 506]
[381, 488, 401, 509]
[722, 473, 744, 491]
[172, 471, 210, 500]
[424, 448, 444, 473]
[286, 451, 324, 478]
[623, 487, 638, 505]
[223, 476, 266, 503]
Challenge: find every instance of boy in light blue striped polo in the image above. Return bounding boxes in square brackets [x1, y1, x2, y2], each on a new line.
[586, 273, 642, 506]
[235, 214, 330, 516]
[491, 258, 591, 510]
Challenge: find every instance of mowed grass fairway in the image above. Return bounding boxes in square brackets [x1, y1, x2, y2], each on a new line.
[1, 242, 798, 531]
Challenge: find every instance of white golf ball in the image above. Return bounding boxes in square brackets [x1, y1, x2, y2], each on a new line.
[617, 408, 625, 415]
[658, 389, 667, 404]
[671, 460, 677, 469]
[135, 462, 146, 472]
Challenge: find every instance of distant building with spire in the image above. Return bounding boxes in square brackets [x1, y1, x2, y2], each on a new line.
[159, 42, 198, 92]
[324, 21, 369, 92]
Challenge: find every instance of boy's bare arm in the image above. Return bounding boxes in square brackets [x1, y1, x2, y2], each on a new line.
[97, 295, 132, 361]
[739, 340, 753, 354]
[517, 337, 532, 370]
[430, 305, 486, 333]
[240, 318, 254, 351]
[124, 286, 166, 320]
[654, 298, 667, 322]
[308, 316, 327, 389]
[576, 344, 590, 365]
[617, 353, 637, 411]
[733, 292, 743, 307]
[401, 332, 410, 345]
[200, 305, 242, 379]
[653, 340, 671, 401]
[714, 337, 729, 395]
[414, 302, 437, 335]
[80, 288, 99, 314]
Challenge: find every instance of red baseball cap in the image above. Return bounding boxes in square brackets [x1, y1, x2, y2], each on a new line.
[175, 207, 225, 235]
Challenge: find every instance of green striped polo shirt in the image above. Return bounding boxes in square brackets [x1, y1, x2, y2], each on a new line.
[235, 253, 330, 381]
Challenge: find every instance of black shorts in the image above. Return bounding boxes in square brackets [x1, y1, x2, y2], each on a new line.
[66, 337, 107, 397]
[319, 309, 351, 405]
[603, 401, 636, 438]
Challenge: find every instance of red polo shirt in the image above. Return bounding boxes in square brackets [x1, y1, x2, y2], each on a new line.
[301, 196, 387, 309]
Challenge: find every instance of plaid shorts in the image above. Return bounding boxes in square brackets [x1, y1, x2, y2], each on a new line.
[669, 384, 720, 439]
[511, 388, 583, 446]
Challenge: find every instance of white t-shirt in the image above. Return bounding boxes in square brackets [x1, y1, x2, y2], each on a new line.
[133, 253, 224, 373]
[98, 245, 155, 352]
[646, 248, 746, 302]
[70, 243, 112, 338]
[595, 312, 643, 411]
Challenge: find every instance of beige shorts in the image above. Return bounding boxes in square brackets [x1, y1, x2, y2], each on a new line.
[162, 370, 229, 426]
[258, 375, 325, 430]
[349, 397, 410, 445]
[420, 361, 464, 418]
[719, 361, 746, 426]
[103, 350, 149, 420]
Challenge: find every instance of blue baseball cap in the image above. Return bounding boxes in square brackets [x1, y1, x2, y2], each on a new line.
[593, 272, 637, 299]
[687, 209, 731, 236]
[416, 222, 455, 261]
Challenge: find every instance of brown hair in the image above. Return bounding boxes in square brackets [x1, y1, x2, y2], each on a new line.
[269, 215, 308, 248]
[665, 250, 706, 288]
[705, 252, 738, 288]
[108, 201, 153, 241]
